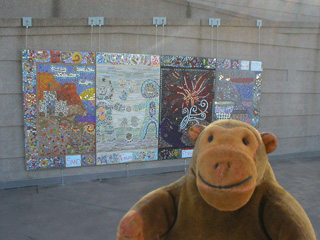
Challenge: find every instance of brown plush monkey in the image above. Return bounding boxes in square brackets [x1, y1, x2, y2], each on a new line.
[117, 119, 316, 240]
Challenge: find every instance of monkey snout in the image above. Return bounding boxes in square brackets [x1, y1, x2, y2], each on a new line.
[214, 161, 231, 184]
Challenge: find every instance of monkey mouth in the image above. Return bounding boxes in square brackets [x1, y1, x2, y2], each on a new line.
[198, 171, 252, 190]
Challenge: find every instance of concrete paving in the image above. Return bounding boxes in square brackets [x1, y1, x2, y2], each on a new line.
[0, 156, 319, 240]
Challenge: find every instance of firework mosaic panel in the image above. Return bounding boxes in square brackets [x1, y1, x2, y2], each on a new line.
[96, 53, 160, 165]
[159, 56, 216, 159]
[22, 50, 96, 170]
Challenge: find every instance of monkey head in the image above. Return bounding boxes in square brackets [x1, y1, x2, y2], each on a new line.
[189, 119, 277, 211]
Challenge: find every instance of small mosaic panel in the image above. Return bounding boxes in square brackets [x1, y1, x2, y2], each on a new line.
[97, 53, 160, 66]
[96, 53, 160, 165]
[161, 55, 216, 69]
[159, 149, 182, 160]
[81, 154, 96, 166]
[22, 50, 96, 170]
[215, 60, 262, 127]
[159, 56, 216, 159]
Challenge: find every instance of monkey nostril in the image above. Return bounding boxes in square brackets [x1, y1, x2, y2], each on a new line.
[214, 163, 231, 169]
[242, 137, 249, 146]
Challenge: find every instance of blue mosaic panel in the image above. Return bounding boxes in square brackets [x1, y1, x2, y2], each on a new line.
[215, 59, 262, 127]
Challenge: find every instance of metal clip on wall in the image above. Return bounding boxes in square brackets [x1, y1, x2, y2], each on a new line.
[153, 17, 167, 55]
[88, 17, 104, 27]
[208, 18, 221, 58]
[153, 17, 167, 27]
[88, 17, 105, 52]
[22, 17, 32, 49]
[257, 20, 262, 60]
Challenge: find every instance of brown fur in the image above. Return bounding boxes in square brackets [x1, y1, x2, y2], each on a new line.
[118, 120, 316, 240]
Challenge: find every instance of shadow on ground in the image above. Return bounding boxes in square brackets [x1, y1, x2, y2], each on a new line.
[0, 156, 319, 239]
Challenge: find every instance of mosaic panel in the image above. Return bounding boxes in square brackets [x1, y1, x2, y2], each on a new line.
[81, 154, 96, 166]
[161, 55, 216, 69]
[159, 56, 216, 159]
[159, 149, 182, 160]
[96, 53, 160, 164]
[215, 60, 262, 127]
[22, 50, 96, 170]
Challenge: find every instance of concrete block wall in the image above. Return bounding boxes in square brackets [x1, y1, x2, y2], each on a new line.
[188, 0, 320, 22]
[1, 0, 320, 22]
[0, 0, 192, 19]
[0, 15, 319, 186]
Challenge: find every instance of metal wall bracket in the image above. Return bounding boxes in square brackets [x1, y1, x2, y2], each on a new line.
[257, 20, 262, 27]
[96, 17, 104, 27]
[153, 17, 167, 26]
[88, 17, 104, 26]
[88, 17, 95, 26]
[209, 18, 220, 27]
[22, 17, 32, 28]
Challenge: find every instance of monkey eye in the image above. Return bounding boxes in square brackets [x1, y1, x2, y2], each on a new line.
[242, 138, 249, 146]
[208, 135, 214, 142]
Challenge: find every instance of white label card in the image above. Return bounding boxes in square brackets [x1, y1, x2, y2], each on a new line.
[251, 61, 262, 71]
[66, 155, 82, 167]
[181, 149, 194, 158]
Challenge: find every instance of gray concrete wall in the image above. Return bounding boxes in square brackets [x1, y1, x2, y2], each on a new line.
[0, 0, 193, 19]
[1, 0, 320, 22]
[0, 0, 252, 20]
[0, 14, 320, 185]
[188, 0, 320, 22]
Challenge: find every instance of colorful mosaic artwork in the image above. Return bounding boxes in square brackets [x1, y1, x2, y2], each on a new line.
[215, 60, 262, 127]
[82, 154, 96, 166]
[23, 50, 262, 167]
[159, 56, 216, 159]
[22, 50, 96, 170]
[159, 148, 182, 160]
[96, 53, 160, 164]
[161, 55, 216, 69]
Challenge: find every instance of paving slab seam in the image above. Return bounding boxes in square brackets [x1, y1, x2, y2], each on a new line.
[39, 194, 127, 213]
[22, 234, 38, 240]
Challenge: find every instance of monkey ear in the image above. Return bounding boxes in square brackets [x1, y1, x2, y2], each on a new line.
[189, 125, 206, 144]
[261, 132, 278, 154]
